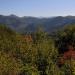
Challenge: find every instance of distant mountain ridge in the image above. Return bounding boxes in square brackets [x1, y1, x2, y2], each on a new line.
[0, 14, 75, 33]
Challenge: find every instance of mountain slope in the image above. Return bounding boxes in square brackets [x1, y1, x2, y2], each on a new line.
[0, 15, 75, 33]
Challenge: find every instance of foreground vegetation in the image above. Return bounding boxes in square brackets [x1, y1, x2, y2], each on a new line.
[0, 24, 75, 75]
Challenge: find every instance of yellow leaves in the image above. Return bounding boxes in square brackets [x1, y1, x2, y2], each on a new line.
[0, 51, 23, 75]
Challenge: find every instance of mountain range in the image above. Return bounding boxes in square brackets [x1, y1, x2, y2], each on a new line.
[0, 14, 75, 33]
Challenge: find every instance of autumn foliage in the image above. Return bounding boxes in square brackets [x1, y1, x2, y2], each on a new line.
[0, 24, 75, 75]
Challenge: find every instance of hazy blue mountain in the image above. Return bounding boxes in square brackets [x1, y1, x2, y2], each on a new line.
[0, 15, 75, 33]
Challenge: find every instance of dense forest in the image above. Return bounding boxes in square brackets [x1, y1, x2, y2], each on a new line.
[0, 23, 75, 75]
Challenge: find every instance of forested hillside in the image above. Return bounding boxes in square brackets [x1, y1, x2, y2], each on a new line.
[0, 23, 75, 75]
[0, 15, 75, 33]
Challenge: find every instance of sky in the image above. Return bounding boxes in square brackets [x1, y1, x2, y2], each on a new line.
[0, 0, 75, 17]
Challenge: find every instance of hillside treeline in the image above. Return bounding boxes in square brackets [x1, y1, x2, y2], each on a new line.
[0, 24, 75, 75]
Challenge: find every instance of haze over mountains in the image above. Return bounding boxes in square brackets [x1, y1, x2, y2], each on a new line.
[0, 14, 75, 33]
